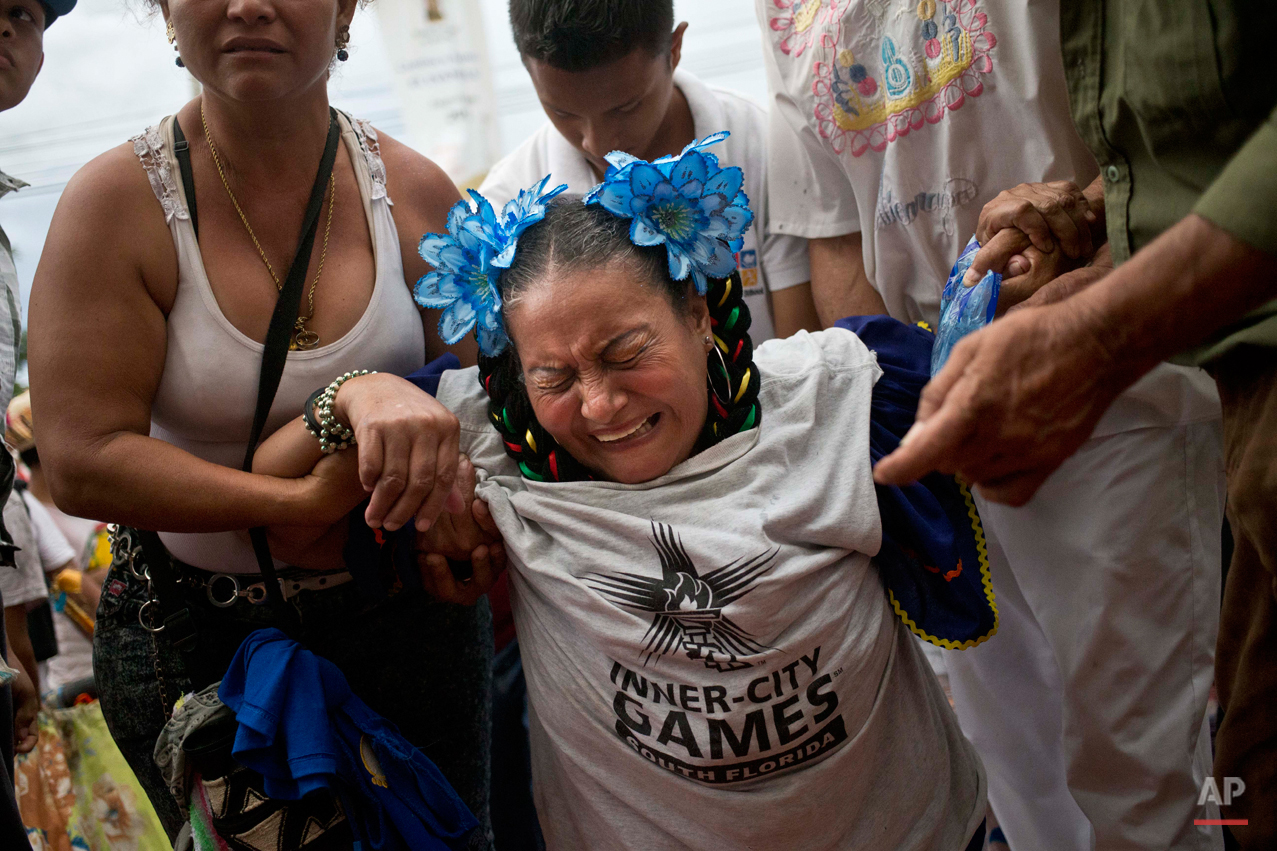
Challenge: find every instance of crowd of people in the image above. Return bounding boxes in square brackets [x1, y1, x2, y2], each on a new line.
[0, 0, 1272, 849]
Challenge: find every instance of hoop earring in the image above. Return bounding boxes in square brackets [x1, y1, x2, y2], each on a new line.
[706, 341, 732, 408]
[336, 25, 351, 62]
[167, 21, 185, 67]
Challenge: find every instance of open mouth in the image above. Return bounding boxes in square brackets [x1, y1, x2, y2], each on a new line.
[592, 413, 659, 445]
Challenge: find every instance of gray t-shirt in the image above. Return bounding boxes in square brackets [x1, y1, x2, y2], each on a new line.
[439, 328, 985, 850]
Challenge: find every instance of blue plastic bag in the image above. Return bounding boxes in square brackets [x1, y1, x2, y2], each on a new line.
[931, 236, 1001, 377]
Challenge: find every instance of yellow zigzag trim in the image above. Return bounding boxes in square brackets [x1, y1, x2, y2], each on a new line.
[889, 475, 998, 650]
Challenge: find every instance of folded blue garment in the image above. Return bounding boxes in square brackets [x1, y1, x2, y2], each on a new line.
[219, 629, 478, 851]
[839, 315, 997, 649]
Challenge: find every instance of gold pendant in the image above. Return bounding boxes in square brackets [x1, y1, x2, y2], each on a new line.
[290, 318, 321, 351]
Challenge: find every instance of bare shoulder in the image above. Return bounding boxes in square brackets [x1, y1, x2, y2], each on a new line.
[40, 139, 176, 308]
[373, 127, 463, 232]
[55, 140, 170, 242]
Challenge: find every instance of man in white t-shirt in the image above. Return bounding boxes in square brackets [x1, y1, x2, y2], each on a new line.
[480, 0, 818, 343]
[757, 1, 1225, 849]
[1, 491, 52, 692]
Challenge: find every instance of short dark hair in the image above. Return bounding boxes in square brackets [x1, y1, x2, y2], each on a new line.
[509, 0, 675, 72]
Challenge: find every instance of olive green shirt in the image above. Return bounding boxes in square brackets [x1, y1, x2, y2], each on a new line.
[1060, 0, 1277, 364]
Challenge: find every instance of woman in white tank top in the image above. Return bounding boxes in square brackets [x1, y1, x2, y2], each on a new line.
[26, 3, 495, 845]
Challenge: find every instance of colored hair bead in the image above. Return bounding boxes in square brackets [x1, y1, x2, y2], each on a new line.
[734, 368, 752, 403]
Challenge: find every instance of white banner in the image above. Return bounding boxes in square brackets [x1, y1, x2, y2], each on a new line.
[377, 0, 499, 188]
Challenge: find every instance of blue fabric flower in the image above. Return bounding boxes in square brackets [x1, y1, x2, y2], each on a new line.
[583, 132, 754, 295]
[416, 177, 566, 356]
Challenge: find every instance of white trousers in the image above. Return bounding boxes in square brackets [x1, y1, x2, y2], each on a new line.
[947, 418, 1225, 851]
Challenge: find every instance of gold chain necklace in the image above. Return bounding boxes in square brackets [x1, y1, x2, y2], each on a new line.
[200, 105, 335, 351]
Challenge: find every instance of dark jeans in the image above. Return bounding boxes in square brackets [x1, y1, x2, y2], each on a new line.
[1214, 346, 1277, 848]
[93, 553, 495, 848]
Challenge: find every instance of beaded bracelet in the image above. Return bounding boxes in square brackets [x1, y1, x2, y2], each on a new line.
[305, 370, 376, 454]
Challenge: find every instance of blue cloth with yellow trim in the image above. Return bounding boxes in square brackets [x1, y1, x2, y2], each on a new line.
[219, 628, 478, 851]
[839, 315, 996, 649]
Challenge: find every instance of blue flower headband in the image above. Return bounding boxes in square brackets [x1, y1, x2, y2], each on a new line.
[416, 176, 567, 356]
[416, 133, 753, 356]
[583, 131, 754, 295]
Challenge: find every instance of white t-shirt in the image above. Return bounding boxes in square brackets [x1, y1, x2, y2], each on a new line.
[41, 501, 99, 562]
[20, 491, 93, 691]
[757, 0, 1219, 438]
[479, 69, 811, 344]
[439, 329, 985, 850]
[19, 492, 76, 572]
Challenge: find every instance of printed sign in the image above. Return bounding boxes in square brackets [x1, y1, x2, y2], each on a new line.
[377, 0, 499, 186]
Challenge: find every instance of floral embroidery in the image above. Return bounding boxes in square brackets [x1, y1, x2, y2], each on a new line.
[767, 0, 854, 57]
[809, 0, 997, 157]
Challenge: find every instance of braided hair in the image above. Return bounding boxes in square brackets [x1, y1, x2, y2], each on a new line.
[477, 198, 761, 483]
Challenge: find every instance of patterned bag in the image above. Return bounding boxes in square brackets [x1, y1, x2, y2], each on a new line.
[157, 684, 353, 851]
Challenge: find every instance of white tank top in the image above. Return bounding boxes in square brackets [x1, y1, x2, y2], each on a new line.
[132, 113, 426, 573]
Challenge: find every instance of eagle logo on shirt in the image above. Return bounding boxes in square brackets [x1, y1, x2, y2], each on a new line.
[588, 522, 777, 672]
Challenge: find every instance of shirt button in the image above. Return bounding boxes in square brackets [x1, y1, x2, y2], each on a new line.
[1106, 164, 1121, 182]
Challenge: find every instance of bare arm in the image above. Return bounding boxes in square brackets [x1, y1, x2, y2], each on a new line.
[377, 131, 479, 368]
[255, 416, 327, 480]
[4, 605, 37, 696]
[808, 233, 888, 325]
[5, 653, 38, 754]
[28, 146, 337, 533]
[769, 283, 823, 337]
[253, 418, 370, 567]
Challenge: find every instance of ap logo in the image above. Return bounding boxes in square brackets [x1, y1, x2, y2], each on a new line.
[1198, 777, 1246, 806]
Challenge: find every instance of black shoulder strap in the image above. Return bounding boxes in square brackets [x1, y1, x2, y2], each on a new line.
[172, 118, 198, 238]
[244, 109, 342, 611]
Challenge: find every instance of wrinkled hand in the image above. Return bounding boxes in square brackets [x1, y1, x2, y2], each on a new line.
[967, 180, 1097, 288]
[873, 298, 1125, 505]
[993, 244, 1081, 315]
[11, 665, 39, 754]
[1006, 243, 1114, 314]
[333, 373, 464, 532]
[416, 456, 506, 606]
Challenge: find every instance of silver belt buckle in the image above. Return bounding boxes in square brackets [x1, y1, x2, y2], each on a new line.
[206, 573, 274, 607]
[206, 573, 241, 608]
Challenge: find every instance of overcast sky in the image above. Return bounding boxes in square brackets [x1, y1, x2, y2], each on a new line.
[0, 0, 770, 326]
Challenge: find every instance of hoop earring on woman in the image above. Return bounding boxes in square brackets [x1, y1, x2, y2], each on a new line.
[167, 20, 185, 68]
[706, 336, 731, 407]
[336, 26, 351, 62]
